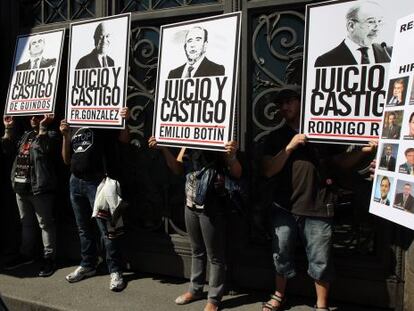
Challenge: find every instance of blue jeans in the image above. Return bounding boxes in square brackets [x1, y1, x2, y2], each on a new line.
[271, 207, 334, 282]
[69, 174, 122, 273]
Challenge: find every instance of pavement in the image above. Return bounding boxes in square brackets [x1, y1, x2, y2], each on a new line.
[0, 262, 389, 311]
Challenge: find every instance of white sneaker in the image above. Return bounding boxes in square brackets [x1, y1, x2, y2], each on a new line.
[65, 266, 96, 283]
[109, 272, 125, 292]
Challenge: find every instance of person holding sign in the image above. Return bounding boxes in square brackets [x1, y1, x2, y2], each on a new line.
[168, 26, 225, 78]
[16, 36, 56, 70]
[148, 137, 241, 311]
[76, 22, 115, 69]
[315, 0, 391, 67]
[1, 114, 58, 277]
[60, 107, 129, 291]
[261, 85, 377, 311]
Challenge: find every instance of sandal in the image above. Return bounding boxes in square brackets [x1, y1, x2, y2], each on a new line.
[314, 307, 330, 311]
[262, 294, 284, 311]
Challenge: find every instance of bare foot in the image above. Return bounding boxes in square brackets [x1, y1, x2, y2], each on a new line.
[204, 302, 218, 311]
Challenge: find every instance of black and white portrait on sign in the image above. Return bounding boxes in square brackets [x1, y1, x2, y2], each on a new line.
[66, 14, 130, 129]
[5, 29, 65, 116]
[168, 26, 225, 78]
[153, 12, 241, 151]
[76, 22, 115, 69]
[301, 0, 412, 146]
[16, 35, 56, 71]
[314, 0, 392, 67]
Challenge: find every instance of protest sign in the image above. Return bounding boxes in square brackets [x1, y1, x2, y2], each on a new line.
[302, 0, 412, 144]
[370, 13, 414, 230]
[66, 14, 130, 129]
[153, 12, 241, 151]
[5, 29, 65, 116]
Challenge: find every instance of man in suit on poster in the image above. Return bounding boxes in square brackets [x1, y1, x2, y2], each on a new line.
[315, 0, 392, 67]
[76, 22, 115, 69]
[16, 36, 56, 70]
[168, 26, 225, 78]
[382, 112, 401, 139]
[394, 183, 414, 213]
[387, 79, 406, 106]
[399, 148, 414, 175]
[375, 176, 391, 205]
[379, 144, 396, 171]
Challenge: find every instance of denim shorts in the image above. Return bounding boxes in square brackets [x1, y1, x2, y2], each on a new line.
[270, 206, 335, 282]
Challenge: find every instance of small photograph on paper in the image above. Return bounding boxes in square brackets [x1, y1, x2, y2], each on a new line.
[378, 143, 398, 172]
[381, 110, 403, 140]
[373, 175, 393, 206]
[410, 77, 414, 105]
[402, 108, 414, 140]
[398, 147, 414, 175]
[386, 76, 409, 107]
[393, 179, 414, 214]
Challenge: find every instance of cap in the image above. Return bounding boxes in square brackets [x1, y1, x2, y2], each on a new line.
[275, 84, 301, 102]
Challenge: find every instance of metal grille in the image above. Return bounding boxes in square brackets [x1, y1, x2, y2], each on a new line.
[118, 0, 220, 13]
[24, 0, 96, 26]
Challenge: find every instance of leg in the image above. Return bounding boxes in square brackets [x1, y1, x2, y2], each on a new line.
[15, 193, 37, 258]
[69, 175, 98, 268]
[95, 218, 123, 273]
[82, 178, 123, 273]
[264, 207, 298, 310]
[185, 207, 206, 296]
[299, 217, 334, 309]
[199, 211, 226, 306]
[32, 193, 56, 259]
[315, 280, 330, 309]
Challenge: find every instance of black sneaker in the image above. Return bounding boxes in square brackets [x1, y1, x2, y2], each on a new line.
[3, 255, 35, 270]
[38, 258, 55, 277]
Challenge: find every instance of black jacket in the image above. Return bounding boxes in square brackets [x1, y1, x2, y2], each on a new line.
[2, 130, 59, 195]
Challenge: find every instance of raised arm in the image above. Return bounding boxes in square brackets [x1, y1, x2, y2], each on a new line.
[224, 141, 242, 179]
[262, 134, 306, 178]
[60, 119, 71, 165]
[148, 136, 184, 175]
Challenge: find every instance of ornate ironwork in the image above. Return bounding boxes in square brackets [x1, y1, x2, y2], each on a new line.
[125, 23, 188, 236]
[251, 11, 305, 142]
[23, 0, 97, 26]
[118, 0, 220, 13]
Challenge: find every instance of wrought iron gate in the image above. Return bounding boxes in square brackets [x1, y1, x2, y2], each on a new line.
[1, 0, 408, 309]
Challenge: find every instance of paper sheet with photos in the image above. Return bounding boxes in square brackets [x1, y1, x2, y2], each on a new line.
[370, 13, 414, 230]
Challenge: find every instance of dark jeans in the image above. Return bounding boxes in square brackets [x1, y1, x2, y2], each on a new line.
[185, 206, 226, 305]
[69, 174, 122, 273]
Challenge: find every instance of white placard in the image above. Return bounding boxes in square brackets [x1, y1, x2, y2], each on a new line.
[302, 0, 413, 145]
[66, 14, 130, 129]
[370, 13, 414, 230]
[152, 12, 241, 151]
[5, 29, 65, 116]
